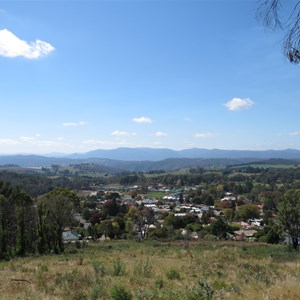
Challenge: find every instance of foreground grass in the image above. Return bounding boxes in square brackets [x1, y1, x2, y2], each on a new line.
[0, 240, 300, 300]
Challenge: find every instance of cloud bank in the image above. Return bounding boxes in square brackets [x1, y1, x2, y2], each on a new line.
[225, 98, 254, 111]
[0, 29, 55, 59]
[289, 131, 300, 136]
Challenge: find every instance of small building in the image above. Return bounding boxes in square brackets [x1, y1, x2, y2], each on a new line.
[62, 230, 81, 243]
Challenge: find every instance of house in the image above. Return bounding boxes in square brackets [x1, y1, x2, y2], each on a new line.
[234, 229, 257, 242]
[62, 230, 81, 243]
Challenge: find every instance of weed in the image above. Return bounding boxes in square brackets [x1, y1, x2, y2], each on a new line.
[91, 284, 103, 300]
[113, 258, 124, 276]
[166, 268, 180, 280]
[35, 269, 47, 291]
[39, 263, 48, 272]
[155, 276, 164, 289]
[93, 260, 106, 282]
[189, 278, 214, 300]
[134, 258, 153, 278]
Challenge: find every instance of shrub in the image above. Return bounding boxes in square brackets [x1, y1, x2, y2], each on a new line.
[155, 276, 164, 289]
[189, 278, 214, 300]
[93, 260, 106, 280]
[113, 258, 124, 276]
[109, 284, 132, 300]
[166, 268, 180, 280]
[91, 285, 103, 300]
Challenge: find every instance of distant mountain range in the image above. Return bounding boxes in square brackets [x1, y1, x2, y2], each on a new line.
[67, 147, 300, 161]
[0, 148, 300, 172]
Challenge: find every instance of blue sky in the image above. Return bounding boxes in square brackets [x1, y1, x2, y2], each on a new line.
[0, 0, 300, 154]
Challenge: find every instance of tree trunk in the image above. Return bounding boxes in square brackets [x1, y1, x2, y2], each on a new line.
[292, 236, 298, 250]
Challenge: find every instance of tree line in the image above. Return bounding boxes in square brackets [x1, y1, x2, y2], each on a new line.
[0, 181, 79, 258]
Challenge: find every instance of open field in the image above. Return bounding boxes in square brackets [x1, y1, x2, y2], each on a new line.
[1, 240, 300, 300]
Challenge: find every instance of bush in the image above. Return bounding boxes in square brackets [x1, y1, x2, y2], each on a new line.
[166, 268, 180, 280]
[109, 284, 132, 300]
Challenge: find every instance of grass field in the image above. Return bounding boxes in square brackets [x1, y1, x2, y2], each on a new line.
[0, 240, 300, 300]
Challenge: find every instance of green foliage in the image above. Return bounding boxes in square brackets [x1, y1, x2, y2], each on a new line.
[92, 260, 106, 282]
[91, 285, 103, 300]
[189, 278, 214, 300]
[236, 204, 260, 222]
[166, 268, 180, 280]
[98, 220, 117, 239]
[0, 183, 36, 258]
[109, 284, 132, 300]
[277, 190, 300, 249]
[134, 258, 153, 278]
[127, 207, 154, 239]
[147, 224, 169, 239]
[113, 258, 125, 276]
[154, 276, 164, 289]
[210, 219, 233, 239]
[255, 226, 281, 244]
[36, 188, 77, 254]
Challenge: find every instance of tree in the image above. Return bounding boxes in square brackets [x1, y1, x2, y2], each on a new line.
[210, 219, 233, 239]
[126, 207, 154, 239]
[236, 204, 260, 222]
[36, 188, 79, 254]
[257, 0, 300, 63]
[0, 183, 36, 258]
[277, 190, 300, 249]
[103, 199, 119, 217]
[97, 220, 116, 239]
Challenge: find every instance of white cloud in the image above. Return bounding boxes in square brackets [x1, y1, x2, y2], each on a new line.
[225, 98, 254, 111]
[289, 131, 300, 136]
[154, 131, 167, 137]
[82, 139, 132, 148]
[82, 139, 108, 145]
[19, 136, 35, 142]
[57, 137, 64, 141]
[132, 116, 153, 124]
[194, 132, 215, 138]
[62, 121, 86, 127]
[0, 139, 20, 145]
[0, 29, 55, 59]
[112, 130, 136, 137]
[34, 140, 60, 147]
[62, 123, 77, 127]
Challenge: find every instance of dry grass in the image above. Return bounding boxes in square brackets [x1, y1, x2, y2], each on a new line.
[0, 241, 300, 299]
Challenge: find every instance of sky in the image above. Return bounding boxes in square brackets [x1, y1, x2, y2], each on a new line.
[0, 0, 300, 154]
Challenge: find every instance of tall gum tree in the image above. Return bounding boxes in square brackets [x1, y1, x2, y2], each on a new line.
[257, 0, 300, 63]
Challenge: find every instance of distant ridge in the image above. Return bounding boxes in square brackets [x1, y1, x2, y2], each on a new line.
[67, 147, 300, 161]
[0, 148, 300, 171]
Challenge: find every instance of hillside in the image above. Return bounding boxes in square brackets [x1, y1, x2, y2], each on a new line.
[1, 240, 300, 300]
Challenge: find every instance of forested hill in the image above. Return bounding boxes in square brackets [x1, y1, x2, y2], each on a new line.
[0, 156, 262, 172]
